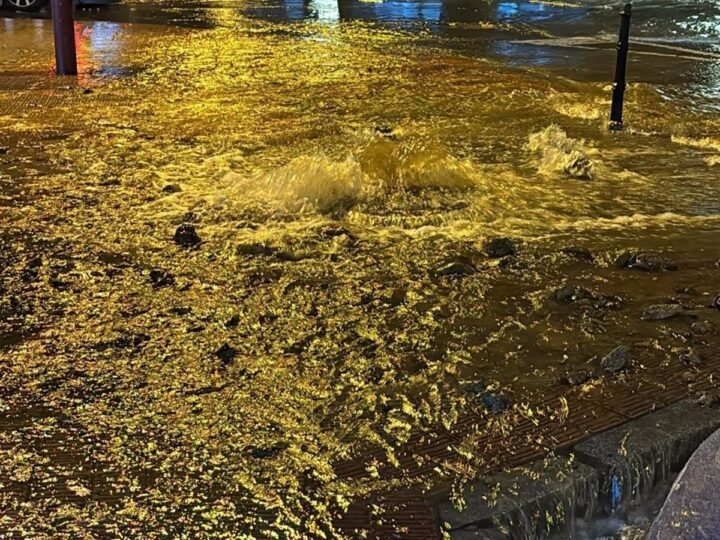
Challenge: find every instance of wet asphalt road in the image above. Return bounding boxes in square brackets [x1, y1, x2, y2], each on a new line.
[3, 0, 720, 90]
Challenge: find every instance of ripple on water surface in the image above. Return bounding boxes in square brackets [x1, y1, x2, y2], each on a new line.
[1, 10, 720, 540]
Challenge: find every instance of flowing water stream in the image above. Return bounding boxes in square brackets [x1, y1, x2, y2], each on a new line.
[1, 0, 720, 538]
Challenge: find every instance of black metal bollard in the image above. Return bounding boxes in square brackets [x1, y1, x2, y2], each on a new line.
[609, 2, 632, 131]
[51, 0, 78, 76]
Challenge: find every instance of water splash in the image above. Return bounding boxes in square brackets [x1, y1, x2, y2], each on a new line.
[355, 135, 479, 192]
[189, 132, 481, 220]
[551, 96, 604, 121]
[252, 155, 364, 214]
[527, 125, 594, 180]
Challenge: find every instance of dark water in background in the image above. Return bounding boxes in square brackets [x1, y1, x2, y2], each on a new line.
[6, 0, 720, 105]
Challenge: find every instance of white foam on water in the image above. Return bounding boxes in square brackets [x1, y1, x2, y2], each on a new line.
[552, 99, 604, 121]
[353, 132, 480, 192]
[527, 125, 595, 180]
[671, 135, 720, 153]
[137, 130, 484, 246]
[671, 135, 720, 167]
[137, 117, 720, 247]
[253, 155, 364, 214]
[550, 211, 720, 233]
[214, 133, 481, 216]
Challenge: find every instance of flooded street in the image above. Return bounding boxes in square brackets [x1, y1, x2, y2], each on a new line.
[1, 1, 720, 538]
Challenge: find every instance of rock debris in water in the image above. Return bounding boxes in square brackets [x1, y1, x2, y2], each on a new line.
[173, 224, 202, 248]
[215, 343, 238, 365]
[2, 5, 720, 539]
[691, 321, 715, 335]
[149, 269, 175, 288]
[162, 183, 182, 194]
[616, 251, 679, 272]
[642, 304, 683, 321]
[551, 284, 596, 303]
[432, 258, 477, 278]
[601, 346, 630, 374]
[680, 348, 703, 368]
[560, 246, 594, 262]
[482, 237, 516, 259]
[562, 369, 594, 387]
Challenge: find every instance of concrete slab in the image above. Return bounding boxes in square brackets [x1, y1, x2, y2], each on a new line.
[573, 401, 720, 514]
[450, 529, 506, 540]
[646, 428, 720, 540]
[438, 457, 598, 539]
[437, 401, 720, 539]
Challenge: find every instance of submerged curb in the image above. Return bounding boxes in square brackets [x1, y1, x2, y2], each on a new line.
[437, 399, 720, 539]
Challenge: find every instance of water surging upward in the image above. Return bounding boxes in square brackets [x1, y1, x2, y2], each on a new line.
[527, 125, 595, 180]
[258, 155, 364, 214]
[222, 130, 480, 215]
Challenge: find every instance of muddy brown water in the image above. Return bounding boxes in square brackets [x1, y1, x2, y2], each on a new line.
[1, 1, 720, 538]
